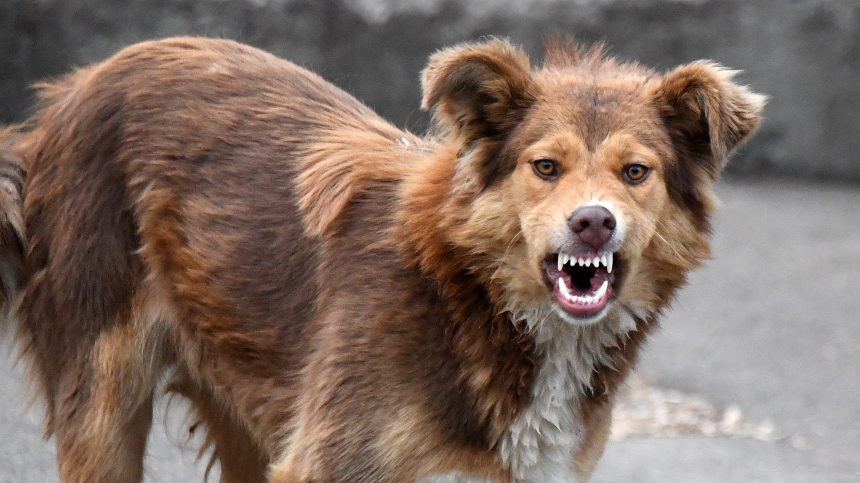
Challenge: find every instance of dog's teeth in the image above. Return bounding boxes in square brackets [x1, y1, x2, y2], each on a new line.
[595, 280, 609, 301]
[559, 253, 570, 271]
[558, 277, 572, 300]
[576, 257, 584, 267]
[607, 253, 613, 273]
[583, 295, 594, 305]
[584, 258, 591, 267]
[600, 254, 608, 268]
[593, 256, 601, 267]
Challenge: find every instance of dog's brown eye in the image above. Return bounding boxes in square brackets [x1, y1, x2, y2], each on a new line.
[622, 164, 650, 184]
[532, 159, 559, 179]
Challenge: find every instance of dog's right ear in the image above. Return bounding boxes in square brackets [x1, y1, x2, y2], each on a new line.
[422, 39, 534, 145]
[654, 62, 765, 179]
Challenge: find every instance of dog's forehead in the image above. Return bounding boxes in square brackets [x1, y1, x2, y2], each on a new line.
[528, 70, 656, 144]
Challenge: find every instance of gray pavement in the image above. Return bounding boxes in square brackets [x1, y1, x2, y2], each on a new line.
[1, 179, 858, 482]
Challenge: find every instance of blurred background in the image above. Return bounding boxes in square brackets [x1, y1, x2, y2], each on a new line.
[0, 0, 857, 482]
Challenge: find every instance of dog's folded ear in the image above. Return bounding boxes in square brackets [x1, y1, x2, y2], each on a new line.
[422, 39, 534, 144]
[654, 62, 766, 180]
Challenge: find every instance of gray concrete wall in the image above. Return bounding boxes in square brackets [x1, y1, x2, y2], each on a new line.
[1, 0, 858, 181]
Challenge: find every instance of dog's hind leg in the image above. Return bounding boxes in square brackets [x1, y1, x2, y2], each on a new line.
[16, 249, 165, 482]
[17, 186, 165, 481]
[7, 60, 184, 481]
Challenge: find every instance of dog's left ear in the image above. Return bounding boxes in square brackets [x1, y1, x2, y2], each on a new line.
[654, 62, 766, 179]
[422, 39, 534, 145]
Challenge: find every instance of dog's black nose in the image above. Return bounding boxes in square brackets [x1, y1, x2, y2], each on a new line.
[569, 206, 616, 251]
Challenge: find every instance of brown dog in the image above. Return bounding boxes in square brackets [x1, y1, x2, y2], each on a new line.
[0, 37, 763, 482]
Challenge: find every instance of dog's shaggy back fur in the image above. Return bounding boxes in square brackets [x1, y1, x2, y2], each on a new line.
[0, 37, 762, 482]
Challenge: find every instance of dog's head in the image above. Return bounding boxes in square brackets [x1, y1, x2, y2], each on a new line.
[421, 39, 764, 327]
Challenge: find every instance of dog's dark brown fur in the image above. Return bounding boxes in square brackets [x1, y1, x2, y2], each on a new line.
[0, 37, 763, 482]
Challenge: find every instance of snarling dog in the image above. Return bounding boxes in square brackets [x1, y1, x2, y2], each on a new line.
[0, 37, 763, 482]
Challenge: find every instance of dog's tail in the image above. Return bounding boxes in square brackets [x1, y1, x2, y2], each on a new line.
[0, 127, 26, 317]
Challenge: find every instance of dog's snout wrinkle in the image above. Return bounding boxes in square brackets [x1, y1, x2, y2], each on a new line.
[569, 206, 616, 251]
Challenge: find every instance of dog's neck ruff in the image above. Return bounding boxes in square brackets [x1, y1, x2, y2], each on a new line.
[498, 304, 638, 483]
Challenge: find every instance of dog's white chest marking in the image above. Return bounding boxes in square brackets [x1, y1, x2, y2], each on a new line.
[498, 312, 627, 483]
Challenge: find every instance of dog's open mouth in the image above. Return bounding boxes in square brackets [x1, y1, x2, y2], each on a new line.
[543, 251, 620, 319]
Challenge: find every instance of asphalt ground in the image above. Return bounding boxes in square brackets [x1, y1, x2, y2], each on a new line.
[1, 179, 858, 482]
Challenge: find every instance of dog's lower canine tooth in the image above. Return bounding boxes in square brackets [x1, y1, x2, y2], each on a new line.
[595, 280, 609, 300]
[558, 277, 572, 300]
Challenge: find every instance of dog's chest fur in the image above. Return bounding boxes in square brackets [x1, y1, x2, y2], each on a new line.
[498, 311, 631, 483]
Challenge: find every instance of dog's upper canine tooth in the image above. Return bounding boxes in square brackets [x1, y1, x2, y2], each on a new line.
[607, 252, 613, 273]
[558, 253, 571, 271]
